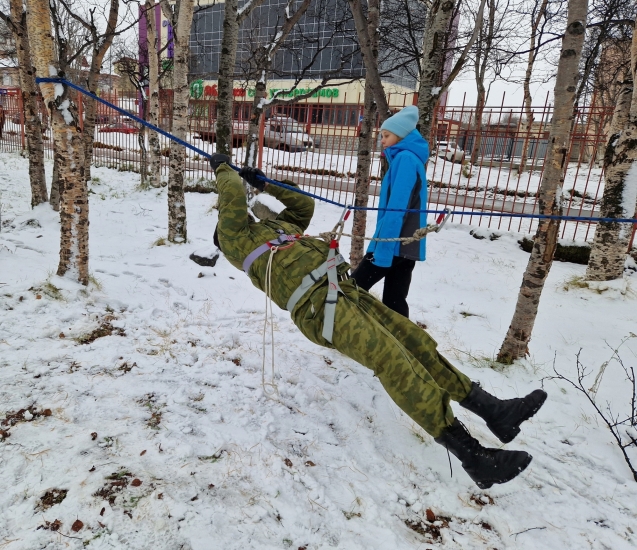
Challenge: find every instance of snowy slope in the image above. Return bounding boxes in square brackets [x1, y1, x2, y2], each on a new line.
[0, 151, 636, 550]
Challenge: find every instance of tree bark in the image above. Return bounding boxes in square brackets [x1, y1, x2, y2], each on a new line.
[27, 0, 89, 285]
[7, 0, 47, 207]
[145, 0, 162, 188]
[50, 154, 61, 211]
[350, 0, 382, 268]
[471, 83, 486, 165]
[585, 22, 637, 281]
[161, 0, 194, 243]
[470, 0, 495, 165]
[217, 0, 264, 156]
[244, 0, 312, 173]
[216, 0, 240, 157]
[497, 0, 588, 363]
[417, 0, 457, 141]
[519, 0, 548, 174]
[139, 95, 149, 188]
[348, 0, 391, 122]
[351, 79, 377, 269]
[82, 0, 119, 183]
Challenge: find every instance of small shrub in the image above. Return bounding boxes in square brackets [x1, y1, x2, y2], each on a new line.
[152, 237, 167, 247]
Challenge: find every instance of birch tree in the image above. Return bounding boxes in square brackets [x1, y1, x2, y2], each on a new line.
[497, 0, 588, 364]
[26, 0, 89, 284]
[215, 0, 264, 156]
[0, 0, 47, 208]
[417, 0, 487, 141]
[585, 20, 637, 281]
[348, 0, 391, 120]
[57, 0, 120, 183]
[242, 0, 312, 170]
[468, 0, 513, 165]
[113, 53, 151, 187]
[145, 0, 162, 188]
[350, 0, 381, 269]
[160, 0, 194, 243]
[517, 0, 550, 174]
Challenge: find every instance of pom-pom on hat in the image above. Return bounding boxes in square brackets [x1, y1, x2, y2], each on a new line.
[380, 105, 419, 139]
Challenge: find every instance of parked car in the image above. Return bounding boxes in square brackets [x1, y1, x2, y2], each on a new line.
[98, 123, 138, 134]
[263, 117, 314, 152]
[196, 120, 249, 146]
[434, 140, 465, 163]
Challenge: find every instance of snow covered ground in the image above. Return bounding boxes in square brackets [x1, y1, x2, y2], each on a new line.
[1, 150, 636, 549]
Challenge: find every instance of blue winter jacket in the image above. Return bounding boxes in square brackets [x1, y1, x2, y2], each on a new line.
[367, 129, 429, 267]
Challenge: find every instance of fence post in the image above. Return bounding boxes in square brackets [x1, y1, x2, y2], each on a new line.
[18, 90, 25, 150]
[257, 113, 265, 170]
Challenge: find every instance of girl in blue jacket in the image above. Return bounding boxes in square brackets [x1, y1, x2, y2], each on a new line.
[351, 105, 429, 318]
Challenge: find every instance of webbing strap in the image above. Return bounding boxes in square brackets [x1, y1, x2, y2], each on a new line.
[243, 232, 298, 273]
[286, 252, 345, 313]
[322, 245, 343, 343]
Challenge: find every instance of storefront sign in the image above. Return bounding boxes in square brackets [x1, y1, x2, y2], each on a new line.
[190, 80, 340, 100]
[190, 80, 246, 99]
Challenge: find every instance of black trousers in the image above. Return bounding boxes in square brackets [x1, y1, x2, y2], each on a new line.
[350, 254, 416, 318]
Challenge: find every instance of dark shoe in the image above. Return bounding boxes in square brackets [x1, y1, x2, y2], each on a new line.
[459, 382, 547, 443]
[435, 419, 532, 489]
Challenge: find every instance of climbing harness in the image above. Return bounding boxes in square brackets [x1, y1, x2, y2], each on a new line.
[243, 230, 299, 273]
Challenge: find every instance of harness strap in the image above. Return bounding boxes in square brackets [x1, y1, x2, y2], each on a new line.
[243, 231, 298, 273]
[322, 241, 343, 342]
[286, 250, 345, 313]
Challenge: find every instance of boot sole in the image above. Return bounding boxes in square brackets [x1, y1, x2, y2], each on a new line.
[489, 390, 548, 444]
[475, 452, 533, 489]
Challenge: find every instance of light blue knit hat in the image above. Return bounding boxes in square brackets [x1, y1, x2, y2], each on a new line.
[380, 105, 418, 138]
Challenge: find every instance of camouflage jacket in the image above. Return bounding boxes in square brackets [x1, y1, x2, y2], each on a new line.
[215, 163, 349, 313]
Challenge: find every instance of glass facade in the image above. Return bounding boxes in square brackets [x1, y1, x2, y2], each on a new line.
[189, 0, 363, 80]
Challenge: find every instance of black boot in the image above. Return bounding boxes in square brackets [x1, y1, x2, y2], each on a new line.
[459, 382, 547, 443]
[435, 419, 532, 489]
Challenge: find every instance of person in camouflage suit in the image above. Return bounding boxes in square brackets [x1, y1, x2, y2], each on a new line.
[210, 155, 547, 489]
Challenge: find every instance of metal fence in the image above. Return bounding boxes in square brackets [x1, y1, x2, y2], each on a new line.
[1, 86, 629, 243]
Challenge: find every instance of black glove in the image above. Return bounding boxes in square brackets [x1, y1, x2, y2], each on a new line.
[238, 166, 266, 192]
[209, 153, 230, 172]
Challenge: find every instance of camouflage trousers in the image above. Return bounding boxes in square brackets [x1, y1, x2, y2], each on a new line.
[292, 279, 473, 438]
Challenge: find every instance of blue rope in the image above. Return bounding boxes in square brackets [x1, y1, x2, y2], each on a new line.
[36, 77, 637, 225]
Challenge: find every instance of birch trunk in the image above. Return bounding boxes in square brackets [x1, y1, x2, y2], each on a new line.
[27, 0, 89, 285]
[518, 0, 548, 175]
[82, 0, 119, 183]
[470, 84, 486, 165]
[217, 0, 240, 157]
[350, 0, 381, 268]
[139, 95, 149, 188]
[585, 24, 637, 281]
[351, 80, 377, 269]
[50, 154, 60, 211]
[244, 0, 311, 174]
[245, 78, 266, 172]
[9, 0, 47, 207]
[161, 0, 194, 243]
[348, 0, 391, 121]
[497, 0, 587, 363]
[145, 0, 162, 188]
[417, 0, 457, 141]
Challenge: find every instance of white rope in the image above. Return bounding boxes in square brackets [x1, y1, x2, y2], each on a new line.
[262, 246, 281, 400]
